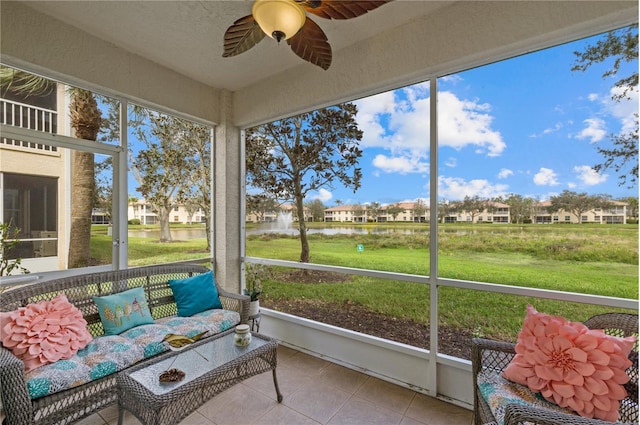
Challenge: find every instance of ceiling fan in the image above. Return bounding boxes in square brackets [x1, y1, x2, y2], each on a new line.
[223, 0, 393, 70]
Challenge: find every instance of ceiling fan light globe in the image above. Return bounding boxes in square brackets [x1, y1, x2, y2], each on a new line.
[252, 0, 306, 41]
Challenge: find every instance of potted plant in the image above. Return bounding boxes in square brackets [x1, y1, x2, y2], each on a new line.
[243, 263, 272, 316]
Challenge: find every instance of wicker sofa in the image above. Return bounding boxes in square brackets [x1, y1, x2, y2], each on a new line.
[472, 313, 639, 425]
[0, 264, 249, 425]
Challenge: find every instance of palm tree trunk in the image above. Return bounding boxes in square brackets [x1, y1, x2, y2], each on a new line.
[68, 151, 95, 268]
[67, 89, 101, 268]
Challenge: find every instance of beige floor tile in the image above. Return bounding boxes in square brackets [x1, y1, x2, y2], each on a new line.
[179, 410, 217, 425]
[98, 404, 120, 423]
[317, 363, 369, 394]
[354, 377, 417, 414]
[400, 416, 428, 425]
[74, 413, 107, 425]
[283, 352, 332, 376]
[283, 380, 350, 424]
[244, 364, 312, 400]
[276, 345, 299, 361]
[327, 397, 403, 425]
[106, 408, 141, 425]
[253, 404, 321, 425]
[198, 383, 276, 425]
[405, 393, 472, 425]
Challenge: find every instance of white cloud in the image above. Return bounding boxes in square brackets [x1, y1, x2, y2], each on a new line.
[543, 122, 563, 135]
[573, 165, 607, 186]
[567, 182, 577, 188]
[438, 91, 505, 156]
[530, 122, 564, 138]
[533, 168, 559, 186]
[372, 154, 428, 174]
[438, 176, 508, 200]
[497, 168, 513, 179]
[575, 117, 607, 143]
[307, 188, 333, 202]
[445, 157, 457, 168]
[354, 88, 505, 177]
[440, 75, 463, 85]
[588, 93, 599, 101]
[606, 86, 639, 134]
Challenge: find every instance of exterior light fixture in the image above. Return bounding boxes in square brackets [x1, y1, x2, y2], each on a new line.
[252, 0, 306, 43]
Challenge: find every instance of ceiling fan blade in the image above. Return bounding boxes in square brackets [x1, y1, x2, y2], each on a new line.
[287, 18, 332, 70]
[222, 14, 266, 57]
[299, 0, 393, 20]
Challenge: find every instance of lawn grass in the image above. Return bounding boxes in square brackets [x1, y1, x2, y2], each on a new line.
[91, 223, 638, 341]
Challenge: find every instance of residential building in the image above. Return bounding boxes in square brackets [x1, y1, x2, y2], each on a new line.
[127, 199, 206, 225]
[1, 84, 69, 272]
[534, 200, 627, 224]
[245, 203, 311, 223]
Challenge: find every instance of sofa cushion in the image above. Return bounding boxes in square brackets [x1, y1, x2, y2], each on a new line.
[25, 333, 146, 399]
[23, 308, 240, 399]
[0, 293, 93, 372]
[93, 287, 154, 335]
[156, 308, 240, 336]
[479, 369, 577, 425]
[503, 305, 635, 422]
[169, 271, 223, 316]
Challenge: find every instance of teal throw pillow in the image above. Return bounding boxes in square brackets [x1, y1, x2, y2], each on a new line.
[169, 271, 222, 317]
[93, 287, 154, 335]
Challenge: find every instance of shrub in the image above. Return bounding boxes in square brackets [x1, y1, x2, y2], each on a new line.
[128, 219, 141, 225]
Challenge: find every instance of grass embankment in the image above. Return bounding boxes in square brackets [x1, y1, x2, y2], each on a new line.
[91, 223, 638, 340]
[247, 224, 638, 339]
[91, 224, 209, 266]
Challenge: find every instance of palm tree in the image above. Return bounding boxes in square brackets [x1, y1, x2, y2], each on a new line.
[68, 89, 101, 267]
[1, 66, 101, 268]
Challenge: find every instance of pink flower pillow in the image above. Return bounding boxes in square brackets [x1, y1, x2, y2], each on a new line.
[0, 293, 93, 372]
[503, 305, 635, 422]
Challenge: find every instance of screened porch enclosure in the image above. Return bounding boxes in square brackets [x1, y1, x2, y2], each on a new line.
[1, 0, 638, 412]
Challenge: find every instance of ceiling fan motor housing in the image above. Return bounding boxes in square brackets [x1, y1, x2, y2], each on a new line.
[252, 0, 306, 42]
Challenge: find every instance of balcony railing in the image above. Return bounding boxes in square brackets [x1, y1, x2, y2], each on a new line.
[0, 98, 57, 152]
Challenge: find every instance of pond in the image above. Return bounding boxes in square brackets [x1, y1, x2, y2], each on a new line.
[128, 225, 428, 239]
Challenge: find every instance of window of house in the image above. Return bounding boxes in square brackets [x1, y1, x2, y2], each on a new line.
[2, 173, 58, 259]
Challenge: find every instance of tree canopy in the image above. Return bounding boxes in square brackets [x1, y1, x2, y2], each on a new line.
[548, 190, 613, 223]
[246, 103, 363, 262]
[572, 24, 639, 187]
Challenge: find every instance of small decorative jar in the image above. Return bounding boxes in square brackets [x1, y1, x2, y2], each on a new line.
[234, 324, 251, 347]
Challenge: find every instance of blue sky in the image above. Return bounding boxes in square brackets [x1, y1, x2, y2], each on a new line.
[307, 30, 638, 206]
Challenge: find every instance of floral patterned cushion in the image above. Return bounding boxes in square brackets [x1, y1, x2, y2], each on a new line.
[24, 308, 240, 399]
[0, 293, 93, 372]
[478, 369, 577, 425]
[503, 305, 635, 422]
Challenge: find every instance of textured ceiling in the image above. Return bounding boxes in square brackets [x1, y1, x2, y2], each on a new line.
[27, 1, 452, 91]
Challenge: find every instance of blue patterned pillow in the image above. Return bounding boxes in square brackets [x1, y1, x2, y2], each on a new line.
[169, 271, 222, 317]
[93, 287, 154, 335]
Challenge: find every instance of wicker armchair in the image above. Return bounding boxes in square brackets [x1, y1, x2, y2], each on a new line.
[472, 313, 639, 425]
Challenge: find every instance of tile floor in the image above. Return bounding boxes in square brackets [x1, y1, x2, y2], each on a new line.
[77, 345, 473, 425]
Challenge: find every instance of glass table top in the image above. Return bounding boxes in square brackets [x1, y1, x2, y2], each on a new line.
[128, 332, 269, 396]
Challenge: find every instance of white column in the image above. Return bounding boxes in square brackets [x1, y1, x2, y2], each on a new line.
[214, 90, 242, 293]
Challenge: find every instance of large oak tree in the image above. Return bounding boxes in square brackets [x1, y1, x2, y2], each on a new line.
[246, 103, 363, 263]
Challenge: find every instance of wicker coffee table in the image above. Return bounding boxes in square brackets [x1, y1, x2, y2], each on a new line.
[116, 331, 282, 425]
